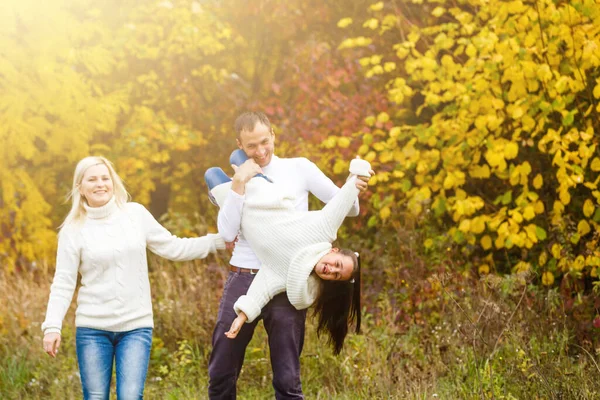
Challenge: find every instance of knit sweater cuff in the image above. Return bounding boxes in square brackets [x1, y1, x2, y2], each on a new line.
[233, 295, 262, 323]
[209, 233, 226, 250]
[349, 158, 372, 176]
[42, 326, 62, 335]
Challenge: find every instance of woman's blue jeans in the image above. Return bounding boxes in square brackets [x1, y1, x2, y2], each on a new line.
[76, 327, 152, 400]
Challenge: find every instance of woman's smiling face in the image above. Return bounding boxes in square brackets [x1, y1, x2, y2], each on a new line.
[79, 163, 114, 207]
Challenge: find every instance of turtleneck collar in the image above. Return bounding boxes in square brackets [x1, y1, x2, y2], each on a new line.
[84, 196, 118, 219]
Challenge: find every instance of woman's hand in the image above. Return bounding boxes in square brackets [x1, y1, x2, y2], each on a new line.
[350, 156, 375, 192]
[42, 332, 61, 357]
[355, 172, 374, 192]
[225, 312, 248, 339]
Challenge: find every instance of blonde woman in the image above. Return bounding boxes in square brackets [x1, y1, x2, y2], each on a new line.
[42, 156, 225, 400]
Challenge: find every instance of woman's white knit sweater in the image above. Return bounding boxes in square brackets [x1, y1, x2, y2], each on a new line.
[42, 197, 225, 335]
[229, 160, 370, 322]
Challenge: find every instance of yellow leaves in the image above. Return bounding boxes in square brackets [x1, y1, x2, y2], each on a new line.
[432, 7, 446, 17]
[364, 151, 377, 163]
[542, 271, 555, 286]
[510, 106, 524, 119]
[479, 264, 490, 274]
[381, 15, 399, 33]
[338, 137, 351, 148]
[466, 44, 477, 58]
[434, 33, 455, 50]
[593, 78, 600, 99]
[510, 210, 523, 223]
[384, 62, 397, 72]
[443, 170, 466, 189]
[583, 199, 595, 217]
[539, 251, 547, 266]
[408, 32, 420, 44]
[587, 256, 600, 268]
[369, 1, 384, 11]
[469, 164, 491, 179]
[396, 46, 410, 59]
[363, 18, 379, 30]
[458, 219, 471, 233]
[533, 174, 543, 189]
[559, 188, 571, 205]
[551, 243, 562, 259]
[580, 126, 594, 141]
[495, 235, 505, 249]
[337, 18, 353, 28]
[380, 206, 391, 220]
[578, 220, 591, 236]
[523, 206, 535, 220]
[504, 142, 519, 159]
[536, 64, 553, 83]
[573, 255, 586, 271]
[363, 55, 381, 65]
[338, 37, 373, 50]
[552, 150, 565, 167]
[323, 136, 337, 149]
[513, 261, 531, 273]
[591, 158, 600, 171]
[470, 217, 487, 234]
[506, 0, 527, 14]
[481, 235, 492, 250]
[377, 112, 390, 123]
[534, 200, 545, 214]
[485, 150, 507, 171]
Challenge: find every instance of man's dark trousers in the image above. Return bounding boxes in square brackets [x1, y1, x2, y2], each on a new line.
[208, 271, 306, 399]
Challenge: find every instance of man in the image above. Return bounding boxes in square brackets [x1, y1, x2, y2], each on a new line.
[208, 111, 371, 399]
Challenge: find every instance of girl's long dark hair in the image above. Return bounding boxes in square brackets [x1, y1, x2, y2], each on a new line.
[313, 249, 361, 354]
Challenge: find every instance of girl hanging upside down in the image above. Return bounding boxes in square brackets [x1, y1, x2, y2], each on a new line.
[205, 151, 372, 354]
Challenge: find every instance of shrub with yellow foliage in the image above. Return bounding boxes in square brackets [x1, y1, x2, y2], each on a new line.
[338, 0, 600, 285]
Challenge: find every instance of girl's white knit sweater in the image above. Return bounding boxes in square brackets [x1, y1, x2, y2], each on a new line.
[231, 160, 370, 322]
[42, 197, 225, 335]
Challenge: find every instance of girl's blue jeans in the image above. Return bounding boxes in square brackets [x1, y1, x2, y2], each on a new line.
[76, 327, 152, 400]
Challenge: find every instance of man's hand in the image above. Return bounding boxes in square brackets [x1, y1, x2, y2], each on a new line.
[225, 312, 248, 339]
[42, 332, 61, 358]
[231, 160, 263, 195]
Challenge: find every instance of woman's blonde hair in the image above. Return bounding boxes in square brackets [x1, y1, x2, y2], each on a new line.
[60, 156, 130, 228]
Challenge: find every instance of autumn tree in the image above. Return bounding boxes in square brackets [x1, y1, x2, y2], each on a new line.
[0, 0, 239, 270]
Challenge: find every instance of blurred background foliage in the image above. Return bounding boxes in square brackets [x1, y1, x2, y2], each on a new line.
[2, 0, 600, 398]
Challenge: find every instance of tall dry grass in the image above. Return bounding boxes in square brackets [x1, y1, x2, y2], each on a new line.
[2, 250, 600, 399]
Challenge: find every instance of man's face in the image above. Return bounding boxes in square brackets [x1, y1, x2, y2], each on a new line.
[236, 122, 275, 168]
[314, 249, 355, 281]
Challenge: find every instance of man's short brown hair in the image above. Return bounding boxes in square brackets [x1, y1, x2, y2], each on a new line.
[234, 112, 272, 138]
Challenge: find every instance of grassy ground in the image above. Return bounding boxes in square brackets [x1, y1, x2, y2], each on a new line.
[1, 254, 600, 399]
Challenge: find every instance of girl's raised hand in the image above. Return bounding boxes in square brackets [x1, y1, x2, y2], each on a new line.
[225, 312, 248, 339]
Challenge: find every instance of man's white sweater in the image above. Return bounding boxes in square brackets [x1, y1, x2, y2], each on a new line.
[42, 197, 225, 335]
[219, 159, 370, 322]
